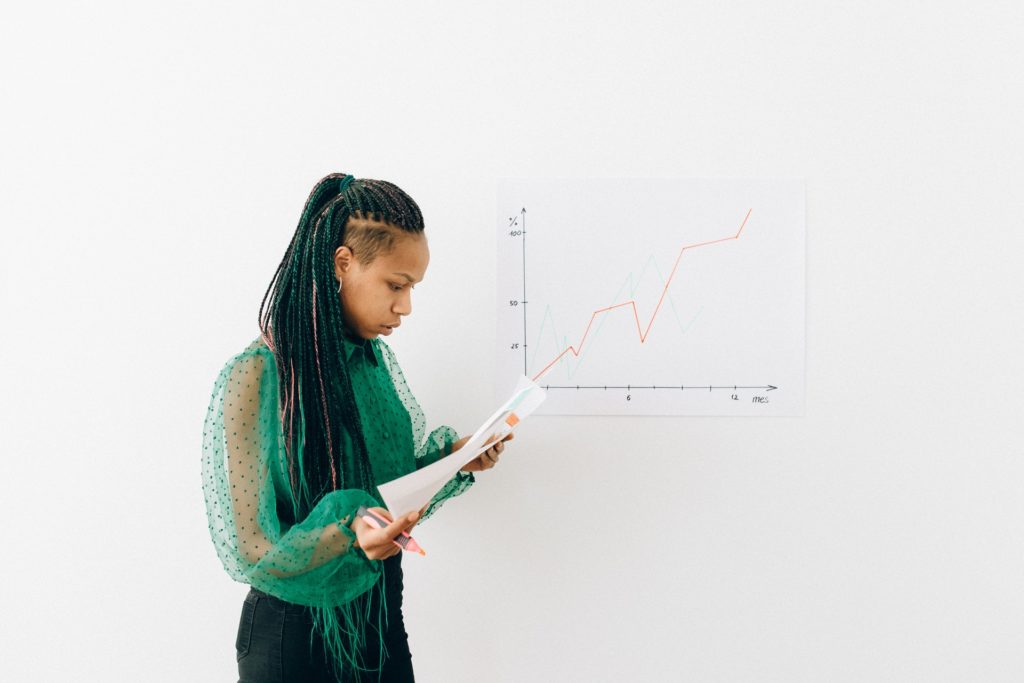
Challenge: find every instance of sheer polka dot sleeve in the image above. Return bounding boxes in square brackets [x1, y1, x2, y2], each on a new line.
[202, 345, 382, 607]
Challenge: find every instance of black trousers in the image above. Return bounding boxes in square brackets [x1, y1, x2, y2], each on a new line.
[236, 554, 414, 683]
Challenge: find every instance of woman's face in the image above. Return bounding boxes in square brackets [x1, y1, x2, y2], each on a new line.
[333, 231, 429, 339]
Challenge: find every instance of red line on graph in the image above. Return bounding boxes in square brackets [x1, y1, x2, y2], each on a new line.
[531, 209, 752, 382]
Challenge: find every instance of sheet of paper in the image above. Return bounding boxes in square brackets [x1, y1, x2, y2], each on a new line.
[377, 375, 546, 518]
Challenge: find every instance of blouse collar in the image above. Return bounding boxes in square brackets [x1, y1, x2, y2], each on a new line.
[341, 332, 381, 367]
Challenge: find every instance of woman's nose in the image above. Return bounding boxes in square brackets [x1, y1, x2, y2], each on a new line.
[394, 290, 412, 316]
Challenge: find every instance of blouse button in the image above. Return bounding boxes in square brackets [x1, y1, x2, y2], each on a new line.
[382, 432, 390, 439]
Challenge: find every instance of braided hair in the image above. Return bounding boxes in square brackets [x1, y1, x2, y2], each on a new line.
[257, 173, 425, 518]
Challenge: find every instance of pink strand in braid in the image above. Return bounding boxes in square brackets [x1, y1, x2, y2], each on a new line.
[261, 328, 276, 353]
[310, 280, 339, 489]
[274, 349, 298, 495]
[260, 319, 299, 492]
[286, 359, 297, 495]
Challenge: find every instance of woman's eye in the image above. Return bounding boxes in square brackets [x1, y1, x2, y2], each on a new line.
[390, 284, 403, 292]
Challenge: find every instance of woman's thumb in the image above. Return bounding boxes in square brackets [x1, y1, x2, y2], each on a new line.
[385, 511, 416, 536]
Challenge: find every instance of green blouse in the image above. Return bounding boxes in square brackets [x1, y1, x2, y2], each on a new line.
[201, 335, 474, 607]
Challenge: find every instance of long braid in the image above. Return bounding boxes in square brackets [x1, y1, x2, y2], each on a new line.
[315, 201, 378, 491]
[258, 173, 425, 518]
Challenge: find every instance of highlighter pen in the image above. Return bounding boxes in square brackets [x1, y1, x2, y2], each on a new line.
[356, 505, 426, 556]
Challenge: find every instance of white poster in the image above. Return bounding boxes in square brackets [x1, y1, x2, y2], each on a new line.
[496, 178, 805, 416]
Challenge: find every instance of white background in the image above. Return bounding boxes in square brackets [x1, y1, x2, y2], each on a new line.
[2, 2, 1022, 681]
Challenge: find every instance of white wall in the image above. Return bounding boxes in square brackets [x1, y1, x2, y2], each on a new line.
[3, 1, 1022, 681]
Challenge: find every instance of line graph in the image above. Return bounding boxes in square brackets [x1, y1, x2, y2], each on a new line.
[496, 178, 805, 416]
[528, 299, 705, 382]
[531, 209, 752, 382]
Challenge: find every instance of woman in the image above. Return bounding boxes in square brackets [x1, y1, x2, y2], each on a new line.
[202, 173, 510, 682]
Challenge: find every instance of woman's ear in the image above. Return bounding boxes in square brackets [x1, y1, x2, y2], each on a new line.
[334, 245, 354, 281]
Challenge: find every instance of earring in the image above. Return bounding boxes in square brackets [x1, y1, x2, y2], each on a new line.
[337, 279, 343, 293]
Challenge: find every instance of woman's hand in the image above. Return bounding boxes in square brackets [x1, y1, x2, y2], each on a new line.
[457, 432, 515, 472]
[350, 507, 420, 561]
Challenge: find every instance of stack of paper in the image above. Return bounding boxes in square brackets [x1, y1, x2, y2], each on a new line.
[377, 376, 546, 518]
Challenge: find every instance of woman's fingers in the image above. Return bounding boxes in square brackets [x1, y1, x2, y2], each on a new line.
[458, 435, 513, 472]
[361, 511, 417, 560]
[403, 511, 421, 533]
[369, 507, 394, 523]
[373, 510, 414, 543]
[384, 511, 417, 538]
[481, 439, 506, 467]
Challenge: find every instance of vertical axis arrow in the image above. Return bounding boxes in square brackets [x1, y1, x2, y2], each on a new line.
[521, 207, 527, 376]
